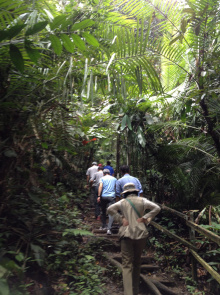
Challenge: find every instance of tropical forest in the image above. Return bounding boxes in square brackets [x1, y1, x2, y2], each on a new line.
[0, 0, 220, 294]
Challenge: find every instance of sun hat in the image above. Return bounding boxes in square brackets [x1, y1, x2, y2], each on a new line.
[92, 162, 97, 165]
[121, 183, 139, 195]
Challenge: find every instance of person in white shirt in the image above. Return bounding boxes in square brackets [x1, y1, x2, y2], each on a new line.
[90, 166, 103, 220]
[86, 162, 98, 208]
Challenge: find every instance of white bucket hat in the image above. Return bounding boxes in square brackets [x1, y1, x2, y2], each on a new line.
[121, 183, 139, 195]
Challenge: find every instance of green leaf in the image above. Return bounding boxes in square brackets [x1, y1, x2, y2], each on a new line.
[121, 115, 127, 130]
[169, 35, 181, 45]
[106, 52, 116, 72]
[82, 32, 99, 47]
[30, 244, 45, 267]
[121, 115, 132, 131]
[25, 21, 48, 36]
[4, 149, 17, 157]
[72, 19, 95, 31]
[9, 44, 24, 72]
[0, 279, 9, 295]
[126, 116, 132, 130]
[63, 229, 94, 237]
[0, 24, 26, 42]
[182, 8, 195, 14]
[41, 142, 48, 149]
[50, 15, 66, 30]
[0, 266, 8, 279]
[25, 40, 40, 63]
[49, 34, 62, 56]
[60, 34, 74, 53]
[7, 24, 26, 39]
[195, 24, 200, 36]
[15, 253, 24, 262]
[137, 126, 146, 147]
[0, 30, 8, 42]
[71, 33, 85, 51]
[180, 18, 187, 33]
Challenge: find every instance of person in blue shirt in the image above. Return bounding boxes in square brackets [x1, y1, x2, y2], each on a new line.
[103, 161, 114, 176]
[98, 169, 117, 234]
[116, 165, 143, 199]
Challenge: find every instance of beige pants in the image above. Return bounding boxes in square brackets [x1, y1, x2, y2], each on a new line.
[121, 238, 146, 295]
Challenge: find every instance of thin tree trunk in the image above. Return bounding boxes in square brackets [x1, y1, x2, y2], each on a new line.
[116, 131, 121, 177]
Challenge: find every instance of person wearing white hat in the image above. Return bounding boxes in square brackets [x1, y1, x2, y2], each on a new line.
[107, 183, 161, 295]
[86, 161, 98, 208]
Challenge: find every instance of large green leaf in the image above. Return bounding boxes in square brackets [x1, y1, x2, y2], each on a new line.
[25, 40, 40, 63]
[9, 44, 24, 73]
[137, 126, 146, 147]
[0, 31, 8, 42]
[0, 279, 9, 295]
[50, 15, 66, 30]
[0, 24, 26, 42]
[72, 19, 95, 31]
[63, 229, 94, 237]
[121, 115, 132, 131]
[49, 34, 62, 55]
[25, 21, 48, 36]
[82, 32, 99, 47]
[30, 244, 45, 267]
[60, 34, 74, 53]
[71, 33, 85, 51]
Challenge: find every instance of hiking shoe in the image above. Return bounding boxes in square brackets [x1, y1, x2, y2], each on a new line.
[107, 229, 112, 235]
[99, 227, 107, 230]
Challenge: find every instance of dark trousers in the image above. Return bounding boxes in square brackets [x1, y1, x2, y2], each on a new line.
[94, 186, 101, 218]
[121, 238, 146, 295]
[89, 186, 96, 207]
[100, 197, 115, 229]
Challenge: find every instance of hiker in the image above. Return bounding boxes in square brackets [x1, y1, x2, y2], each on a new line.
[116, 165, 143, 199]
[103, 160, 114, 176]
[86, 161, 98, 208]
[90, 166, 104, 220]
[97, 169, 117, 235]
[107, 183, 161, 295]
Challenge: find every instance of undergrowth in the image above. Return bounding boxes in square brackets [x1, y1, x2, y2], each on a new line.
[148, 213, 220, 295]
[0, 183, 107, 295]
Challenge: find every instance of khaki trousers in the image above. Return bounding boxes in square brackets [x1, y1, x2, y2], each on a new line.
[121, 238, 146, 295]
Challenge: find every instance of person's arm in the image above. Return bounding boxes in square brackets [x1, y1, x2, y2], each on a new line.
[97, 182, 103, 203]
[90, 173, 96, 186]
[137, 178, 143, 196]
[137, 199, 161, 224]
[115, 180, 122, 199]
[107, 200, 124, 224]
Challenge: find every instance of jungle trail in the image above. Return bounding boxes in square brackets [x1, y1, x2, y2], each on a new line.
[80, 186, 220, 295]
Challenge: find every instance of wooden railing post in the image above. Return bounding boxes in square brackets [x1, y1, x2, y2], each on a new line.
[188, 211, 197, 282]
